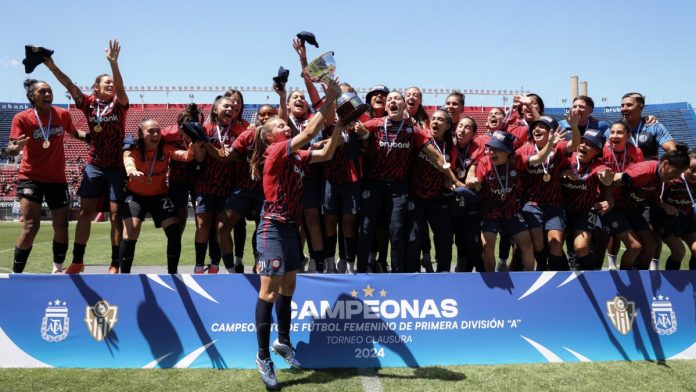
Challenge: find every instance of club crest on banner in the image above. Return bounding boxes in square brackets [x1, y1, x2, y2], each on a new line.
[41, 299, 69, 343]
[85, 300, 118, 342]
[651, 295, 677, 335]
[607, 296, 636, 335]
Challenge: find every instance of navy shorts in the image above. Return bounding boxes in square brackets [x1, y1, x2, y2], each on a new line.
[322, 180, 360, 215]
[566, 210, 599, 233]
[121, 192, 177, 228]
[16, 179, 70, 210]
[521, 202, 565, 231]
[303, 177, 322, 210]
[256, 219, 302, 276]
[623, 208, 651, 233]
[651, 208, 696, 238]
[78, 164, 127, 202]
[226, 188, 264, 218]
[195, 194, 227, 215]
[169, 181, 196, 210]
[599, 209, 632, 236]
[481, 213, 529, 237]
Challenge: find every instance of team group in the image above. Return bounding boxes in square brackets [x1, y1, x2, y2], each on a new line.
[8, 39, 696, 277]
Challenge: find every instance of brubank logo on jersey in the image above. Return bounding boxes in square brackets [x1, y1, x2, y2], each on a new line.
[607, 296, 636, 335]
[85, 300, 118, 342]
[290, 284, 459, 321]
[41, 299, 69, 343]
[651, 294, 677, 335]
[379, 140, 410, 149]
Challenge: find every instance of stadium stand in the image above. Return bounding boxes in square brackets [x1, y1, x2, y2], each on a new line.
[1, 101, 695, 204]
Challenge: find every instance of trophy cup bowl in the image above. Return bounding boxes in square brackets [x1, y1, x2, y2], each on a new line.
[304, 51, 336, 83]
[336, 92, 369, 124]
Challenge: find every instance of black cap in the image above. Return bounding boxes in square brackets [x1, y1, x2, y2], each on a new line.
[272, 66, 289, 87]
[296, 31, 319, 48]
[22, 45, 54, 74]
[581, 129, 605, 149]
[181, 121, 209, 143]
[365, 85, 390, 103]
[529, 115, 560, 132]
[485, 130, 516, 154]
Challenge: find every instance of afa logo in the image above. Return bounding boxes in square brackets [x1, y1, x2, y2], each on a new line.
[607, 296, 636, 335]
[41, 299, 69, 343]
[85, 300, 118, 342]
[651, 295, 677, 335]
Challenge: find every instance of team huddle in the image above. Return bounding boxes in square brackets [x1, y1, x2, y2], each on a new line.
[8, 38, 696, 388]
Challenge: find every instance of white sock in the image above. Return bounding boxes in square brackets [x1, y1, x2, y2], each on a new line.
[52, 262, 63, 273]
[649, 258, 659, 271]
[607, 254, 617, 270]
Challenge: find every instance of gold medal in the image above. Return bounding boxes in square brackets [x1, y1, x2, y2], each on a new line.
[146, 177, 152, 184]
[543, 173, 551, 182]
[501, 193, 507, 201]
[457, 169, 465, 179]
[42, 140, 50, 149]
[93, 124, 102, 133]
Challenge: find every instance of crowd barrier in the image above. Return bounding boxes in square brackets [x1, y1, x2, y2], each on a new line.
[0, 271, 693, 369]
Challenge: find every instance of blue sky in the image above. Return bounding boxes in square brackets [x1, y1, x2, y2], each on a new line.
[1, 0, 694, 108]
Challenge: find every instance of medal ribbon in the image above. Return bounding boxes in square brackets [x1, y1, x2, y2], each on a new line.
[33, 108, 52, 142]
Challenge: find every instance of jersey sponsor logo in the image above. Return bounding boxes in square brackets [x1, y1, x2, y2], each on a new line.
[32, 126, 65, 141]
[88, 114, 119, 123]
[607, 296, 636, 335]
[417, 151, 439, 169]
[85, 300, 118, 342]
[562, 182, 588, 191]
[293, 164, 305, 179]
[651, 294, 677, 335]
[378, 140, 411, 149]
[666, 197, 691, 206]
[41, 299, 69, 342]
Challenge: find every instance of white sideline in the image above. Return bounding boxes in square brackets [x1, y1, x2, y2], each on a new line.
[359, 368, 384, 392]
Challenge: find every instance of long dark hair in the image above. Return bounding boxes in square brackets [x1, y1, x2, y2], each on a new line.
[407, 87, 430, 128]
[661, 142, 690, 171]
[177, 103, 204, 127]
[223, 89, 245, 123]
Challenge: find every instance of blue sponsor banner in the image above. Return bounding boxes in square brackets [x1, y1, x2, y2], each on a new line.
[0, 271, 694, 369]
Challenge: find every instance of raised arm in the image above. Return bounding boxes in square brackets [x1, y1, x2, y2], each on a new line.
[289, 79, 340, 152]
[106, 39, 129, 106]
[293, 38, 321, 107]
[275, 84, 288, 123]
[565, 108, 581, 153]
[42, 57, 83, 103]
[529, 128, 568, 166]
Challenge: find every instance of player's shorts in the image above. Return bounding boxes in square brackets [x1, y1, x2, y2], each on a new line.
[121, 192, 177, 228]
[303, 177, 322, 210]
[566, 210, 599, 233]
[521, 202, 565, 231]
[226, 188, 264, 218]
[169, 180, 196, 210]
[598, 209, 632, 236]
[651, 207, 696, 238]
[256, 218, 302, 276]
[16, 179, 69, 210]
[78, 164, 126, 202]
[481, 213, 529, 237]
[322, 180, 360, 215]
[195, 194, 226, 215]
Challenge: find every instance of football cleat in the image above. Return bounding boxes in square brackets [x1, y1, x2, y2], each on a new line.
[207, 264, 220, 274]
[256, 355, 279, 389]
[271, 339, 301, 369]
